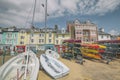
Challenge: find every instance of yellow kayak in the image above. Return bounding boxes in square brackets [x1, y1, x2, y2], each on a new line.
[99, 45, 106, 49]
[81, 47, 98, 54]
[80, 50, 101, 59]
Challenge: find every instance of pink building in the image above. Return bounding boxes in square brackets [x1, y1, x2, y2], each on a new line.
[67, 19, 98, 43]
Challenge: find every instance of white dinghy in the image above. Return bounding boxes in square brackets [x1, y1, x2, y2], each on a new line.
[0, 50, 39, 80]
[40, 54, 69, 79]
[45, 49, 60, 59]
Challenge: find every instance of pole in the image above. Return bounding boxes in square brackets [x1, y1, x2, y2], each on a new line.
[2, 49, 6, 64]
[45, 0, 47, 44]
[31, 0, 37, 26]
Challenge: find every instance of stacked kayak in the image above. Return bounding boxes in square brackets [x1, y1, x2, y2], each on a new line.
[80, 44, 106, 59]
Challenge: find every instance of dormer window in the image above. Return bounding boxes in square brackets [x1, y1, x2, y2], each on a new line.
[74, 19, 80, 24]
[61, 28, 66, 34]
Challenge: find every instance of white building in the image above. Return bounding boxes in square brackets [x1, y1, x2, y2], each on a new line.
[98, 28, 111, 41]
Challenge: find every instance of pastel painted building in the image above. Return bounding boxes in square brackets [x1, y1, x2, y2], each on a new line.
[0, 26, 71, 52]
[2, 27, 18, 46]
[1, 27, 19, 55]
[55, 28, 71, 45]
[46, 32, 55, 44]
[67, 19, 98, 43]
[17, 28, 30, 52]
[40, 28, 56, 44]
[98, 28, 111, 41]
[38, 32, 45, 44]
[18, 29, 30, 45]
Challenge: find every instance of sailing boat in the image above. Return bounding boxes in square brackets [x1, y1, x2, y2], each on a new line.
[45, 49, 60, 59]
[40, 54, 69, 79]
[40, 0, 69, 79]
[0, 0, 39, 80]
[0, 50, 39, 80]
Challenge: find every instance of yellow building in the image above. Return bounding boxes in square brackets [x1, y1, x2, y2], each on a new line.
[18, 29, 29, 45]
[17, 28, 71, 49]
[29, 31, 40, 45]
[38, 32, 45, 44]
[45, 32, 56, 44]
[55, 28, 71, 45]
[17, 29, 30, 52]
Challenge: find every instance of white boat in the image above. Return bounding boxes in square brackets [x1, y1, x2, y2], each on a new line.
[40, 54, 69, 79]
[0, 50, 39, 80]
[45, 49, 60, 59]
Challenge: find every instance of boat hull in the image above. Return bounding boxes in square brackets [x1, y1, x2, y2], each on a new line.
[45, 49, 60, 59]
[0, 50, 39, 80]
[40, 54, 69, 79]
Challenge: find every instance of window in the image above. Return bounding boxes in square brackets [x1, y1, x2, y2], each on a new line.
[56, 40, 58, 44]
[76, 32, 79, 34]
[80, 32, 82, 34]
[49, 33, 52, 37]
[42, 34, 44, 37]
[42, 39, 44, 42]
[39, 34, 42, 37]
[107, 35, 109, 38]
[21, 31, 25, 34]
[14, 34, 17, 38]
[31, 34, 34, 37]
[39, 33, 44, 37]
[62, 35, 64, 38]
[21, 36, 24, 39]
[56, 35, 58, 38]
[20, 41, 24, 44]
[101, 35, 103, 39]
[39, 39, 44, 43]
[39, 39, 41, 43]
[49, 39, 51, 43]
[40, 33, 44, 37]
[7, 33, 12, 38]
[31, 39, 34, 43]
[80, 37, 82, 41]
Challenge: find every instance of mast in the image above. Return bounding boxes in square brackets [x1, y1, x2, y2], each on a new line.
[45, 0, 47, 44]
[31, 0, 37, 26]
[24, 0, 37, 79]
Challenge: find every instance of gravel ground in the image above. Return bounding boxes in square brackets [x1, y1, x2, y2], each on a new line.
[0, 54, 120, 80]
[38, 57, 120, 80]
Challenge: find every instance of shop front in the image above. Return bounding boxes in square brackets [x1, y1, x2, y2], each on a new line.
[16, 45, 26, 53]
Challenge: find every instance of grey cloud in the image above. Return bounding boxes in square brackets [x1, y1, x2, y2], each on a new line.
[0, 0, 120, 27]
[0, 0, 23, 13]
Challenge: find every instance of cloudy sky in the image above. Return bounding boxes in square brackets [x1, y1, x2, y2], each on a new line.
[0, 0, 120, 34]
